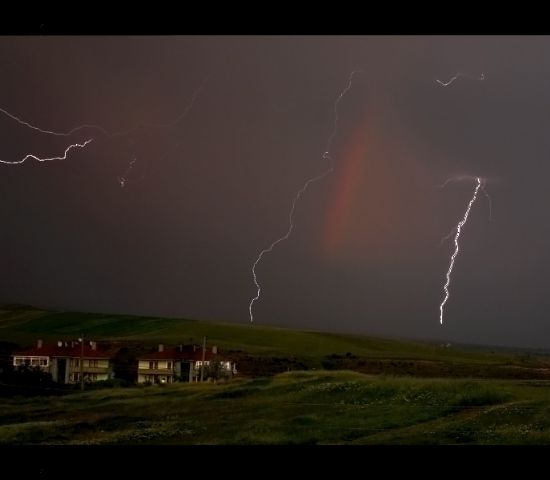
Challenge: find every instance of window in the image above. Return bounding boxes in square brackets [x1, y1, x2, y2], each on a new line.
[74, 359, 80, 367]
[149, 361, 158, 370]
[88, 359, 99, 368]
[167, 361, 172, 370]
[39, 358, 48, 367]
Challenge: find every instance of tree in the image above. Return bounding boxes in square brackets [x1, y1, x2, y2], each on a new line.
[112, 347, 137, 383]
[205, 360, 232, 382]
[8, 364, 54, 386]
[0, 341, 19, 382]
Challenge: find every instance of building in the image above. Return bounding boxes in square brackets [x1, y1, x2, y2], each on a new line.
[12, 339, 236, 386]
[12, 339, 114, 384]
[137, 344, 180, 385]
[137, 343, 237, 384]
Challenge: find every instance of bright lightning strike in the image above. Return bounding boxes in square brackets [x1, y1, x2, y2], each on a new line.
[1, 81, 205, 183]
[438, 175, 493, 247]
[248, 70, 362, 323]
[436, 72, 485, 87]
[0, 139, 93, 165]
[439, 176, 482, 325]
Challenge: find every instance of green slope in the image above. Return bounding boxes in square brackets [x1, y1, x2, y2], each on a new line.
[0, 304, 521, 365]
[2, 371, 550, 445]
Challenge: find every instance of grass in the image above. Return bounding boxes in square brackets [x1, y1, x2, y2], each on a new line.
[3, 303, 550, 380]
[0, 304, 545, 366]
[3, 304, 550, 444]
[3, 370, 550, 445]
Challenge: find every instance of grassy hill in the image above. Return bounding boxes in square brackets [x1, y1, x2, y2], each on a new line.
[3, 304, 550, 444]
[2, 304, 550, 379]
[0, 304, 532, 361]
[2, 370, 550, 445]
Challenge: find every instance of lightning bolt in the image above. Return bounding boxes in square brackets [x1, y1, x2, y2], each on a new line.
[0, 80, 205, 177]
[0, 139, 93, 165]
[0, 80, 206, 140]
[248, 69, 363, 323]
[440, 226, 457, 246]
[439, 176, 482, 325]
[437, 175, 472, 189]
[436, 72, 485, 87]
[438, 175, 493, 247]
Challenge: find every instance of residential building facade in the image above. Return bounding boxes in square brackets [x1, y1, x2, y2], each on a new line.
[137, 344, 237, 384]
[12, 340, 236, 385]
[12, 339, 114, 384]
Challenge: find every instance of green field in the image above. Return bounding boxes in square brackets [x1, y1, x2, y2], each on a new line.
[2, 371, 550, 445]
[0, 304, 546, 364]
[3, 304, 550, 444]
[2, 304, 550, 378]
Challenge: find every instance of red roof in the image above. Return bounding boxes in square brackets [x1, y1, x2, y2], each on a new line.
[14, 344, 111, 359]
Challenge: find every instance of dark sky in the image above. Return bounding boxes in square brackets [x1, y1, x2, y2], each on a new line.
[1, 35, 550, 349]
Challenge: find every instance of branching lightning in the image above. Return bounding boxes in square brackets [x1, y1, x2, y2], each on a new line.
[0, 81, 206, 140]
[248, 70, 363, 323]
[0, 139, 93, 165]
[1, 80, 205, 183]
[438, 175, 493, 247]
[436, 72, 485, 87]
[440, 226, 457, 246]
[439, 177, 482, 325]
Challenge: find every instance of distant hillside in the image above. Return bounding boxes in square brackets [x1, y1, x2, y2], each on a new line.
[1, 304, 548, 371]
[0, 304, 491, 358]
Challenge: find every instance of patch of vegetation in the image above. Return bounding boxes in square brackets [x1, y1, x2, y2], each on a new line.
[0, 371, 544, 445]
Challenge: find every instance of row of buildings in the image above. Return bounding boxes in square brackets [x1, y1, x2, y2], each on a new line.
[11, 339, 237, 384]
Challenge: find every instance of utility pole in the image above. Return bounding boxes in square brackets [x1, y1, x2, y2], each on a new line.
[80, 333, 84, 391]
[200, 336, 206, 382]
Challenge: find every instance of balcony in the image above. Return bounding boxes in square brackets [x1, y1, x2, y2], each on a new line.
[69, 366, 110, 374]
[137, 368, 175, 375]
